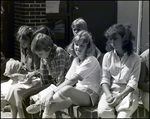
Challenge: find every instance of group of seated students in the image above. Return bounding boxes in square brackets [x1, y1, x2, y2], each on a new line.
[1, 18, 149, 118]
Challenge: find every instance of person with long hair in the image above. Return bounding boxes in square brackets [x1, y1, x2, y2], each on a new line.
[5, 25, 56, 118]
[98, 23, 141, 118]
[26, 30, 102, 118]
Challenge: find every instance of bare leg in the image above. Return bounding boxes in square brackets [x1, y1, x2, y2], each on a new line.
[17, 107, 24, 118]
[57, 85, 92, 106]
[43, 99, 73, 118]
[43, 85, 92, 118]
[1, 100, 9, 109]
[10, 104, 17, 118]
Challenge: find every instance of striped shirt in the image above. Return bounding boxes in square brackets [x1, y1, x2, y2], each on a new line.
[40, 45, 71, 86]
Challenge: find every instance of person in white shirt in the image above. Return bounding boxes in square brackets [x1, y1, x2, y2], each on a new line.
[66, 17, 102, 66]
[26, 30, 102, 118]
[138, 49, 149, 112]
[98, 23, 141, 118]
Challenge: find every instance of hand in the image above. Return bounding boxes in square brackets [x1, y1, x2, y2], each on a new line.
[34, 70, 40, 76]
[108, 94, 122, 107]
[106, 94, 115, 103]
[26, 72, 35, 79]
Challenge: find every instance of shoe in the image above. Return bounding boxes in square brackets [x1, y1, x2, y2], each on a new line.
[26, 103, 44, 114]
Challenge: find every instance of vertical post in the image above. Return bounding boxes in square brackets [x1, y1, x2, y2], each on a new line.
[136, 1, 143, 55]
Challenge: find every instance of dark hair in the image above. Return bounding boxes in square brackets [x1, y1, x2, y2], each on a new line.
[16, 25, 33, 42]
[31, 33, 54, 53]
[104, 23, 135, 55]
[16, 25, 56, 54]
[16, 25, 56, 44]
[67, 30, 95, 57]
[33, 25, 56, 43]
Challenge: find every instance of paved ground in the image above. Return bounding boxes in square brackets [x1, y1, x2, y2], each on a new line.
[1, 110, 71, 118]
[1, 106, 19, 118]
[1, 111, 13, 118]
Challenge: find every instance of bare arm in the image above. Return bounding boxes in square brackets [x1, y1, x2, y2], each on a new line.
[118, 86, 134, 99]
[108, 86, 134, 107]
[43, 74, 79, 105]
[102, 83, 115, 103]
[138, 61, 149, 92]
[102, 83, 112, 97]
[53, 74, 79, 93]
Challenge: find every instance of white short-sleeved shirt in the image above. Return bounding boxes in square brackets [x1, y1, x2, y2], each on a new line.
[65, 56, 102, 95]
[140, 49, 149, 71]
[101, 50, 141, 91]
[140, 49, 149, 81]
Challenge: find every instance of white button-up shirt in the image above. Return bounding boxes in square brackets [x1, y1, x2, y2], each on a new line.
[101, 50, 141, 91]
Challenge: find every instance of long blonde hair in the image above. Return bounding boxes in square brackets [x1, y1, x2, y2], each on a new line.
[67, 30, 95, 57]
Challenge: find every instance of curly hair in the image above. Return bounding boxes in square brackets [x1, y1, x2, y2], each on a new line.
[104, 23, 135, 55]
[67, 30, 95, 57]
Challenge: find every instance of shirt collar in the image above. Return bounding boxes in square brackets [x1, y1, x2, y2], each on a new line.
[47, 44, 57, 60]
[113, 49, 127, 57]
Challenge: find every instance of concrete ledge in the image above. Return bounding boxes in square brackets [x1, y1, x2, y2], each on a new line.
[65, 104, 149, 118]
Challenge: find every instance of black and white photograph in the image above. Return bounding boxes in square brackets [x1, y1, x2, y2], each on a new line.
[1, 1, 149, 118]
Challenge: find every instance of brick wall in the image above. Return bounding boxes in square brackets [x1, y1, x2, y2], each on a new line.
[14, 0, 46, 60]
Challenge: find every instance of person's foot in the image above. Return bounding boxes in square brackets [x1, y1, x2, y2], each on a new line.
[26, 103, 44, 114]
[42, 113, 54, 118]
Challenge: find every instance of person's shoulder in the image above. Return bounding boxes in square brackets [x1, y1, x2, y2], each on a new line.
[103, 50, 113, 58]
[56, 46, 69, 57]
[130, 52, 141, 61]
[85, 56, 99, 64]
[140, 49, 149, 58]
[56, 46, 66, 53]
[87, 55, 97, 60]
[140, 49, 149, 63]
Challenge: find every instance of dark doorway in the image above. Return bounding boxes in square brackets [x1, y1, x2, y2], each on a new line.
[71, 1, 117, 53]
[1, 1, 15, 58]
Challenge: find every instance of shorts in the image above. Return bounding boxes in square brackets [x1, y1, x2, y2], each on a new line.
[79, 88, 99, 106]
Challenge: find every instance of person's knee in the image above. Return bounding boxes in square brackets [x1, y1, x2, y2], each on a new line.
[117, 111, 131, 118]
[98, 110, 111, 118]
[97, 105, 108, 117]
[97, 108, 105, 117]
[97, 103, 115, 118]
[59, 85, 73, 96]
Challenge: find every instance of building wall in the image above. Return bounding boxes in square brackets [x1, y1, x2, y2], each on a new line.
[2, 1, 149, 59]
[14, 0, 46, 59]
[1, 1, 15, 58]
[117, 1, 149, 53]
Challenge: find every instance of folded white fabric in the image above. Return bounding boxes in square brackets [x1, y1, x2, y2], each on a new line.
[115, 92, 133, 111]
[30, 84, 57, 102]
[3, 58, 40, 89]
[3, 58, 22, 77]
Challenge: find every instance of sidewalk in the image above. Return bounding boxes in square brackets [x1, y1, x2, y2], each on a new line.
[1, 105, 19, 118]
[1, 111, 13, 118]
